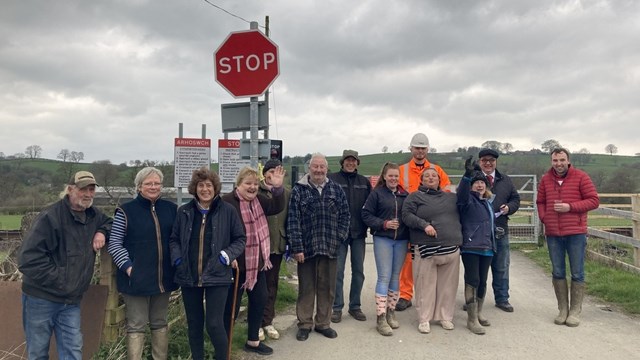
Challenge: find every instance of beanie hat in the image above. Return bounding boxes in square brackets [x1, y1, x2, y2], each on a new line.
[470, 171, 490, 188]
[262, 158, 282, 175]
[339, 149, 360, 166]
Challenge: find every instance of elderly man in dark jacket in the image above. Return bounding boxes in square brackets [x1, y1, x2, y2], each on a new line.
[478, 148, 521, 312]
[328, 149, 372, 323]
[19, 171, 112, 360]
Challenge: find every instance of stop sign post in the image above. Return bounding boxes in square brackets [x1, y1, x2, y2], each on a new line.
[214, 29, 280, 98]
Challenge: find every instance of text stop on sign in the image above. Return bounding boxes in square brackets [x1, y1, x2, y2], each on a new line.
[218, 53, 276, 73]
[214, 29, 280, 98]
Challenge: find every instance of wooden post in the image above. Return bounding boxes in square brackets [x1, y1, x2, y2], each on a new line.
[99, 247, 124, 343]
[632, 195, 640, 268]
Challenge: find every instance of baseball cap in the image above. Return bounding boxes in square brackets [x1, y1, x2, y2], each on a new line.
[69, 171, 98, 188]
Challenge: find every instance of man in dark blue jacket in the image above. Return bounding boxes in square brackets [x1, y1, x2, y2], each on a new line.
[19, 171, 112, 360]
[328, 150, 372, 323]
[478, 148, 520, 312]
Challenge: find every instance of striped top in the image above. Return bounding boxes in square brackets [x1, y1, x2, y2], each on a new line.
[411, 244, 459, 260]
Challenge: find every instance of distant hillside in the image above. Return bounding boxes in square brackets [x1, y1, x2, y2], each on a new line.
[1, 152, 638, 213]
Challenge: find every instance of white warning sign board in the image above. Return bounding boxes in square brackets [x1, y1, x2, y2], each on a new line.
[174, 138, 211, 188]
[218, 139, 250, 194]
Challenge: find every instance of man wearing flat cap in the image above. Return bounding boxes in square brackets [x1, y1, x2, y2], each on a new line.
[328, 150, 372, 322]
[19, 171, 112, 359]
[478, 148, 520, 312]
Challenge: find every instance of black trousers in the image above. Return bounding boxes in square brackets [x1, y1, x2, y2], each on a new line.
[224, 270, 268, 342]
[182, 285, 229, 360]
[461, 253, 493, 299]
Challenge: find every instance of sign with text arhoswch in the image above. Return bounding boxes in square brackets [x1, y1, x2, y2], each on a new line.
[174, 138, 211, 188]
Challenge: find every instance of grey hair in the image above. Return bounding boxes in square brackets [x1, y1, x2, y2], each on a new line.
[310, 153, 328, 166]
[134, 167, 164, 190]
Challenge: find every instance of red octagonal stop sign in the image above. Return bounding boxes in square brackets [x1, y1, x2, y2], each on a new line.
[214, 30, 280, 98]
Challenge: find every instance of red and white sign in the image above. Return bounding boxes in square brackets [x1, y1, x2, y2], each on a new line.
[174, 138, 211, 188]
[218, 139, 251, 193]
[214, 30, 280, 98]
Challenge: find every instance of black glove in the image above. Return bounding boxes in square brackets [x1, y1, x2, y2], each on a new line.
[464, 156, 476, 177]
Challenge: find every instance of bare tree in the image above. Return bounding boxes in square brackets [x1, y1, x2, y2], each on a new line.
[57, 149, 71, 162]
[574, 148, 592, 166]
[90, 160, 121, 205]
[502, 143, 514, 154]
[0, 152, 5, 159]
[70, 151, 84, 163]
[605, 144, 618, 156]
[382, 145, 388, 154]
[25, 145, 43, 159]
[541, 139, 562, 153]
[481, 140, 502, 151]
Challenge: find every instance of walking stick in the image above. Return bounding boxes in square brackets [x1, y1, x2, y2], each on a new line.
[227, 265, 240, 360]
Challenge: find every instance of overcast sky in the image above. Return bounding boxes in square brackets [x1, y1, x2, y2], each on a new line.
[1, 0, 639, 164]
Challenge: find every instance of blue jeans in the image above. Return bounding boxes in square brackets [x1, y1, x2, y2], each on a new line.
[546, 234, 587, 282]
[334, 237, 366, 311]
[373, 236, 408, 296]
[22, 294, 82, 360]
[491, 234, 511, 303]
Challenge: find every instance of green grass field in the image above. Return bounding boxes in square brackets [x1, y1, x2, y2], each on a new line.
[0, 215, 22, 229]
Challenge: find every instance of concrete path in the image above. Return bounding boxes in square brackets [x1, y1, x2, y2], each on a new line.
[249, 245, 640, 359]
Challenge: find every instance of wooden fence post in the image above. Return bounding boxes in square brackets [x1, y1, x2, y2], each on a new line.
[632, 195, 640, 268]
[99, 247, 124, 343]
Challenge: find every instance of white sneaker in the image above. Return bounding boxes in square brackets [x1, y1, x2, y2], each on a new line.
[258, 327, 265, 341]
[264, 325, 280, 340]
[418, 322, 431, 334]
[440, 320, 455, 330]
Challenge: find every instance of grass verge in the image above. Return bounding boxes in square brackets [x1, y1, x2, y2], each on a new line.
[514, 242, 640, 315]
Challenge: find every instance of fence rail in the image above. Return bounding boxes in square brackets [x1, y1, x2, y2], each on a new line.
[588, 194, 640, 268]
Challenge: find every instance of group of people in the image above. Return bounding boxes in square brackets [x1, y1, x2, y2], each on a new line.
[17, 135, 599, 358]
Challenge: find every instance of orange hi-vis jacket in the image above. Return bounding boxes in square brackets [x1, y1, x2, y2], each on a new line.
[399, 160, 451, 193]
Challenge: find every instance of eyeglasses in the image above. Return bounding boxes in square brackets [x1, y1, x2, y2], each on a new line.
[142, 182, 162, 188]
[480, 158, 496, 163]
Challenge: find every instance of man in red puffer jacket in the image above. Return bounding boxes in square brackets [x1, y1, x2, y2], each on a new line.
[537, 147, 599, 328]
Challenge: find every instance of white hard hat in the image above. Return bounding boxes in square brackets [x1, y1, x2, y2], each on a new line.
[410, 133, 429, 147]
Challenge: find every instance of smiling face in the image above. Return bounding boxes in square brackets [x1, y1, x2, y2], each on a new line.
[139, 173, 162, 201]
[421, 168, 440, 190]
[237, 174, 259, 201]
[196, 180, 215, 204]
[471, 179, 487, 196]
[384, 168, 400, 190]
[342, 157, 358, 173]
[309, 156, 328, 185]
[480, 156, 497, 174]
[552, 151, 570, 176]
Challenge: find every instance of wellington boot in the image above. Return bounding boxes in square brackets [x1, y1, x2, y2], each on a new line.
[566, 282, 585, 327]
[127, 333, 145, 360]
[151, 327, 169, 360]
[477, 298, 491, 327]
[466, 302, 486, 335]
[377, 314, 393, 336]
[386, 309, 399, 329]
[552, 278, 569, 325]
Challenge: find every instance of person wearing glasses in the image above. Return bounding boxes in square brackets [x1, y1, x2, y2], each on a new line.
[477, 148, 520, 313]
[108, 167, 178, 359]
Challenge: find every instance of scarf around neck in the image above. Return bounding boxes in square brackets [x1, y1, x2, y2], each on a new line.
[237, 189, 272, 290]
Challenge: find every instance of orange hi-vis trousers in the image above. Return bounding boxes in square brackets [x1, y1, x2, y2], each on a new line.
[399, 251, 413, 300]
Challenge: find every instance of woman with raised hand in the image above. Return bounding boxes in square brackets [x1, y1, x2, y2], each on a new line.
[457, 157, 496, 335]
[222, 165, 285, 356]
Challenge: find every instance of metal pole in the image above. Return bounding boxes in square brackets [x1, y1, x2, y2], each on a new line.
[176, 123, 184, 206]
[249, 21, 259, 168]
[264, 16, 270, 140]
